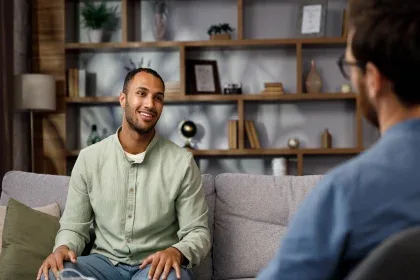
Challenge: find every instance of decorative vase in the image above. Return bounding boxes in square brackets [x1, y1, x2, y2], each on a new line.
[88, 29, 103, 43]
[305, 60, 322, 93]
[153, 1, 168, 41]
[321, 128, 332, 148]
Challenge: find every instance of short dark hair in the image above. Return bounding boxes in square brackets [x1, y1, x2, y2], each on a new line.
[349, 0, 420, 105]
[122, 68, 165, 94]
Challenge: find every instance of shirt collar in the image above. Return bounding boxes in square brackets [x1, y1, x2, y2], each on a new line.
[113, 126, 160, 163]
[382, 117, 420, 138]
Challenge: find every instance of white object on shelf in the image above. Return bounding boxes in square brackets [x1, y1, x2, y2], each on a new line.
[272, 157, 287, 176]
[78, 69, 86, 97]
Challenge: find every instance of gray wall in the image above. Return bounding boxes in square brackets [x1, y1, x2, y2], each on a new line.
[67, 0, 379, 176]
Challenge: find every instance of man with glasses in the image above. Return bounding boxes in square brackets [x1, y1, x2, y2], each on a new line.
[257, 0, 420, 279]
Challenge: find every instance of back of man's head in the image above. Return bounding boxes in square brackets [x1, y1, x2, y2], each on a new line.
[349, 0, 420, 106]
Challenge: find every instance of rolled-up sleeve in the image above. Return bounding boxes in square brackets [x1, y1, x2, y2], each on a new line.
[53, 151, 93, 256]
[172, 154, 211, 268]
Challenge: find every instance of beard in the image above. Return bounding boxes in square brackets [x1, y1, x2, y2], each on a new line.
[358, 78, 380, 128]
[124, 101, 158, 135]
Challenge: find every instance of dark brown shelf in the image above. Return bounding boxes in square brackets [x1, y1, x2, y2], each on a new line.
[65, 37, 346, 51]
[66, 93, 357, 105]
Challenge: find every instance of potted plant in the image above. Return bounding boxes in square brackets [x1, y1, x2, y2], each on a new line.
[80, 0, 118, 43]
[207, 23, 234, 40]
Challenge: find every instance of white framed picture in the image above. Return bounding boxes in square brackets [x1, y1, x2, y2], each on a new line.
[297, 0, 328, 37]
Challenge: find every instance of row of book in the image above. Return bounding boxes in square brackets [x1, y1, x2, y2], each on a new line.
[67, 68, 86, 97]
[228, 120, 261, 149]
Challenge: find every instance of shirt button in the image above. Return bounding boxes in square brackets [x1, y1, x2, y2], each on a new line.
[127, 238, 132, 243]
[128, 214, 132, 219]
[129, 188, 134, 193]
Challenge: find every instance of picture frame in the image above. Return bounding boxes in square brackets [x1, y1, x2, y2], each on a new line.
[186, 59, 221, 94]
[297, 0, 328, 37]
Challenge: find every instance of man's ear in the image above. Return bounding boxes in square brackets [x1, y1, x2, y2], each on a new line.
[119, 92, 126, 108]
[365, 62, 382, 100]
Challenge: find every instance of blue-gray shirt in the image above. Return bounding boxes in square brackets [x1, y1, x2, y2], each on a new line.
[258, 118, 420, 279]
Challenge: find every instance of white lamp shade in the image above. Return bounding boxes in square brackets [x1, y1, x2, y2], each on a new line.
[15, 74, 56, 111]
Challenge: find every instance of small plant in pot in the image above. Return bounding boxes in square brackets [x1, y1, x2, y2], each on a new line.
[80, 0, 118, 43]
[207, 23, 234, 40]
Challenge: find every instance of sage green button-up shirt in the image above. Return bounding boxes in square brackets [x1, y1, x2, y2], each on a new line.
[54, 130, 211, 268]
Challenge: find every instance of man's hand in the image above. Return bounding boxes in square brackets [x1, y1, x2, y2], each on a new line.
[139, 247, 183, 280]
[36, 245, 77, 280]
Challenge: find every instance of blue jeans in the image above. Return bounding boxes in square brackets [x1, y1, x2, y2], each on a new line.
[41, 254, 194, 280]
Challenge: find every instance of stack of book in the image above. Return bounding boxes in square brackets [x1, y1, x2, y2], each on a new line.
[261, 82, 285, 94]
[165, 81, 181, 95]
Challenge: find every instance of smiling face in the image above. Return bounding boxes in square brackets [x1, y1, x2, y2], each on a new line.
[120, 71, 165, 136]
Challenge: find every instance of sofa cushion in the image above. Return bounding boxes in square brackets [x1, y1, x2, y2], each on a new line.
[213, 173, 322, 280]
[0, 202, 60, 255]
[192, 174, 215, 280]
[0, 198, 60, 280]
[0, 171, 70, 213]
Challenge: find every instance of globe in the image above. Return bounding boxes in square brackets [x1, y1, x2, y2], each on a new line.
[179, 120, 197, 148]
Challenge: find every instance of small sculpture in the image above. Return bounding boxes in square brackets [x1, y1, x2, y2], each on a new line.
[179, 120, 197, 149]
[287, 138, 300, 149]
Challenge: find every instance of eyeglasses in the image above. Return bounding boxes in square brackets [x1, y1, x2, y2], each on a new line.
[337, 54, 366, 80]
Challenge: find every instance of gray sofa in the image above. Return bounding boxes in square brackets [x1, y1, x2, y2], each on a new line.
[0, 171, 322, 280]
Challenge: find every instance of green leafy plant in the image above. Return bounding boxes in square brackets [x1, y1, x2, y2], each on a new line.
[80, 0, 118, 30]
[207, 23, 234, 36]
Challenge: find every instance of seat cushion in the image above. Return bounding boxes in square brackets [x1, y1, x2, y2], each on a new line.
[213, 173, 322, 280]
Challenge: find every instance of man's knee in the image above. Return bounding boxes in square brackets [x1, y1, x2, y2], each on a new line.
[39, 262, 78, 280]
[166, 268, 194, 280]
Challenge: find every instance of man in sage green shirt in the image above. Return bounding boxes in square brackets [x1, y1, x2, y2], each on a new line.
[37, 68, 211, 280]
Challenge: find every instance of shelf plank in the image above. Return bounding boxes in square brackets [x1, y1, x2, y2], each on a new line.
[242, 93, 357, 101]
[67, 148, 362, 158]
[65, 41, 181, 50]
[66, 93, 357, 104]
[65, 37, 346, 51]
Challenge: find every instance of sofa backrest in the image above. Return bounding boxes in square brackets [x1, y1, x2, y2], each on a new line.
[212, 173, 323, 280]
[0, 171, 70, 214]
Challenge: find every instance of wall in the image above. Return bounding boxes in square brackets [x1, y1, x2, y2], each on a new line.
[68, 0, 380, 176]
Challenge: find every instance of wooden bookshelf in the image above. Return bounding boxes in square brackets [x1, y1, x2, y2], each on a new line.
[32, 0, 360, 176]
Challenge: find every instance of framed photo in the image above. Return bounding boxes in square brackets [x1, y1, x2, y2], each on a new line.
[186, 59, 221, 94]
[297, 0, 328, 37]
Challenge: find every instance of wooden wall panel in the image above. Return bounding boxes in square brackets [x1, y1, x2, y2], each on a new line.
[32, 0, 66, 175]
